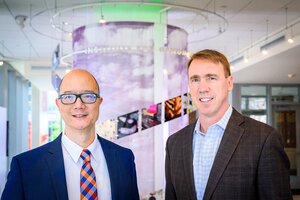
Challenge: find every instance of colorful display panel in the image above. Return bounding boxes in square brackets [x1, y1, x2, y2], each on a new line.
[117, 110, 139, 138]
[183, 92, 197, 114]
[164, 96, 182, 122]
[142, 103, 162, 130]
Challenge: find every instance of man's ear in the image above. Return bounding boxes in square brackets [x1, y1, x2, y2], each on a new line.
[227, 76, 234, 92]
[99, 97, 103, 105]
[55, 98, 60, 107]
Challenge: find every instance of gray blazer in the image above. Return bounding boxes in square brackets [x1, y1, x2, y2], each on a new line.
[165, 109, 292, 200]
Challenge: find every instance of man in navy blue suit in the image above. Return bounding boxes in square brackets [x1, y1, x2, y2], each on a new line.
[1, 69, 140, 200]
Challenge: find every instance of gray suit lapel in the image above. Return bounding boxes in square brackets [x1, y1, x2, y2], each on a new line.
[182, 122, 198, 200]
[203, 110, 244, 200]
[45, 134, 69, 200]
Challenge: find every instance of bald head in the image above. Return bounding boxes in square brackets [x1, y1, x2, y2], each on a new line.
[55, 69, 103, 144]
[58, 69, 100, 95]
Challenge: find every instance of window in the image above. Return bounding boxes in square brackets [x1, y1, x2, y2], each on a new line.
[271, 86, 298, 103]
[241, 85, 267, 123]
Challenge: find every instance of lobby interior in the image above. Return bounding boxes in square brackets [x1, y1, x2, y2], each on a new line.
[1, 0, 300, 199]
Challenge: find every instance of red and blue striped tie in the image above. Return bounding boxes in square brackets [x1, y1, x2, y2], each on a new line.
[80, 149, 98, 200]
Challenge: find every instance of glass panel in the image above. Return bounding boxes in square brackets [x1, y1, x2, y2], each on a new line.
[241, 86, 267, 123]
[43, 90, 62, 144]
[241, 85, 267, 96]
[271, 86, 298, 102]
[274, 110, 297, 175]
[241, 97, 247, 110]
[248, 97, 266, 110]
[249, 115, 267, 123]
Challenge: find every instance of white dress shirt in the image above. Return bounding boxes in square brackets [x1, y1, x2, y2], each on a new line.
[61, 133, 112, 200]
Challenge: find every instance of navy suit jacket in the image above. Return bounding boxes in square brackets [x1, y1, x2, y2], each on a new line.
[1, 134, 140, 200]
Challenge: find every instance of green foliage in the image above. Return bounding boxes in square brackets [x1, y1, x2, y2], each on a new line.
[49, 119, 63, 141]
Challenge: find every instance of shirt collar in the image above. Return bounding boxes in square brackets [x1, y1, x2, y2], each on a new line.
[194, 106, 233, 133]
[62, 133, 100, 163]
[216, 106, 233, 130]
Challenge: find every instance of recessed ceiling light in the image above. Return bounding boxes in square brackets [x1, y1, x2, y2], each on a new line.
[288, 73, 295, 78]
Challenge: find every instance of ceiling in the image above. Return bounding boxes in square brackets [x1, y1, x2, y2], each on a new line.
[1, 0, 300, 91]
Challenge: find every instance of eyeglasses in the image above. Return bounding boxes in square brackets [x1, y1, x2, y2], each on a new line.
[58, 93, 100, 105]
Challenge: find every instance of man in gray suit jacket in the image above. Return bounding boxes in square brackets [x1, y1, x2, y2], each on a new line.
[165, 49, 292, 200]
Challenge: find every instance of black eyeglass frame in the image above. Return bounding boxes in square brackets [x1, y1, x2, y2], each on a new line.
[58, 93, 100, 105]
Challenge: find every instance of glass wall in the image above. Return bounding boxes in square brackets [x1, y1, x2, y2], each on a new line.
[0, 64, 30, 170]
[233, 84, 300, 190]
[271, 86, 299, 103]
[240, 85, 267, 123]
[39, 90, 62, 145]
[271, 85, 300, 189]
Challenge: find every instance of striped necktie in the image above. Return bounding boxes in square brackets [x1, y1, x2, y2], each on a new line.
[80, 149, 98, 200]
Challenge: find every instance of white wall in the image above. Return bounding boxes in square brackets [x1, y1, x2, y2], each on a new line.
[0, 106, 7, 196]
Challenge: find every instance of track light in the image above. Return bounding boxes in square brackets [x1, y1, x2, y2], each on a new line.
[99, 6, 106, 24]
[262, 20, 269, 55]
[285, 7, 294, 44]
[261, 48, 268, 55]
[287, 37, 294, 44]
[15, 15, 27, 29]
[287, 26, 294, 44]
[99, 16, 106, 24]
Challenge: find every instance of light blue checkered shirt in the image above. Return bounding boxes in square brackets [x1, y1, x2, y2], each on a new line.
[193, 106, 233, 200]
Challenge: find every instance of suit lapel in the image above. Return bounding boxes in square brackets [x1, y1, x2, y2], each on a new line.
[45, 134, 69, 200]
[182, 122, 198, 200]
[99, 136, 119, 200]
[203, 110, 244, 200]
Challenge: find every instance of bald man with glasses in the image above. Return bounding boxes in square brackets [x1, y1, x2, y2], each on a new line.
[1, 69, 140, 200]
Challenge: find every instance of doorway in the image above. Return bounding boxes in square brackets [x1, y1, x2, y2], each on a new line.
[272, 105, 300, 189]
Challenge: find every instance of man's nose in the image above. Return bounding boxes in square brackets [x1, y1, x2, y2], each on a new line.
[198, 80, 209, 93]
[73, 97, 85, 108]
